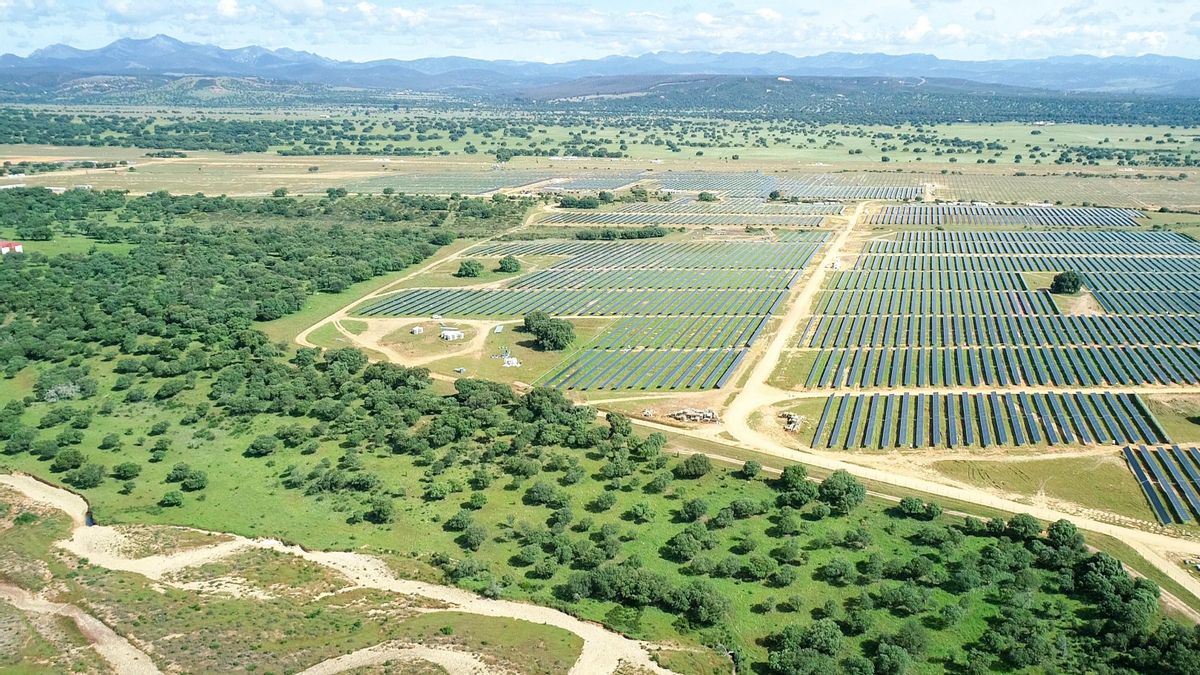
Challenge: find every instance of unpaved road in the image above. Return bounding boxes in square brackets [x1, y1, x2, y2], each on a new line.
[0, 473, 675, 675]
[298, 642, 502, 675]
[0, 583, 162, 674]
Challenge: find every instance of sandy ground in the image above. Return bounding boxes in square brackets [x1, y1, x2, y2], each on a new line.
[297, 642, 503, 675]
[0, 473, 675, 675]
[0, 583, 162, 674]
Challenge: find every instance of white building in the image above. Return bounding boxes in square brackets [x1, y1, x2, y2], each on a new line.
[0, 241, 24, 255]
[440, 328, 465, 341]
[410, 326, 424, 335]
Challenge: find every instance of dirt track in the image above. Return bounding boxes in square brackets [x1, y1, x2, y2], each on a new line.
[0, 583, 162, 674]
[0, 473, 675, 675]
[297, 642, 503, 675]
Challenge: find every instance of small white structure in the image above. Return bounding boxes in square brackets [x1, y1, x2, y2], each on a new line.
[493, 325, 504, 334]
[440, 328, 465, 341]
[502, 356, 521, 368]
[410, 326, 424, 335]
[0, 241, 24, 255]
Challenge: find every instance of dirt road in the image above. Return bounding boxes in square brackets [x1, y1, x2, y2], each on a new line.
[0, 473, 675, 675]
[0, 583, 162, 674]
[298, 643, 502, 675]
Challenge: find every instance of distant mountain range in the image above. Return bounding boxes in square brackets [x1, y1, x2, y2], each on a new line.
[2, 34, 1200, 98]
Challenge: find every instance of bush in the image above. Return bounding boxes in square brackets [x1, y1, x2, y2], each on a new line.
[461, 523, 487, 550]
[1050, 270, 1083, 294]
[65, 463, 105, 489]
[522, 311, 575, 350]
[159, 490, 184, 507]
[245, 435, 279, 457]
[363, 496, 395, 524]
[111, 462, 141, 480]
[50, 448, 85, 472]
[455, 259, 484, 278]
[674, 453, 712, 479]
[818, 470, 865, 515]
[497, 255, 521, 273]
[742, 460, 762, 479]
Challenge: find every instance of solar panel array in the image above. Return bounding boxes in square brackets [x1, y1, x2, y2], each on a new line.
[1124, 446, 1200, 524]
[868, 204, 1145, 227]
[809, 392, 1166, 451]
[794, 226, 1192, 450]
[652, 172, 922, 200]
[358, 227, 829, 391]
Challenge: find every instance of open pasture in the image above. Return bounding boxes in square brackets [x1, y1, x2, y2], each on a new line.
[808, 391, 1167, 451]
[925, 171, 1200, 210]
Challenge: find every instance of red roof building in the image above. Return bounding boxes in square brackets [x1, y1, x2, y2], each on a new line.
[0, 241, 24, 255]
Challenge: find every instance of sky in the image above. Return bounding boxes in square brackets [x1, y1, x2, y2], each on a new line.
[1, 0, 1198, 63]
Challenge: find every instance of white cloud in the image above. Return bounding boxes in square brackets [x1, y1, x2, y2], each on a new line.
[216, 0, 241, 19]
[939, 23, 969, 40]
[5, 0, 1197, 62]
[902, 15, 932, 42]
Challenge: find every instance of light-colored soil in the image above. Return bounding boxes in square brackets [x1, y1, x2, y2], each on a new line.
[298, 642, 502, 675]
[0, 583, 162, 674]
[0, 473, 675, 675]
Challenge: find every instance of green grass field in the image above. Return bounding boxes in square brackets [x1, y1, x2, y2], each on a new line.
[932, 455, 1155, 523]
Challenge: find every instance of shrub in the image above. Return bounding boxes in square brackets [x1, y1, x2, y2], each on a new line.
[455, 259, 484, 278]
[111, 462, 141, 480]
[497, 255, 521, 273]
[674, 453, 712, 479]
[1050, 270, 1083, 294]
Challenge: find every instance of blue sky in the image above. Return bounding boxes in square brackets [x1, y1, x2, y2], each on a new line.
[2, 1, 1198, 62]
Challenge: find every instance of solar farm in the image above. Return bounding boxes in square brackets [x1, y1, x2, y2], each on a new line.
[781, 205, 1200, 462]
[332, 176, 1200, 529]
[356, 219, 830, 391]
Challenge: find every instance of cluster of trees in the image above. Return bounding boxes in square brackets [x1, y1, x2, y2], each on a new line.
[1051, 270, 1084, 294]
[0, 187, 527, 243]
[521, 311, 575, 350]
[557, 195, 601, 209]
[573, 225, 669, 241]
